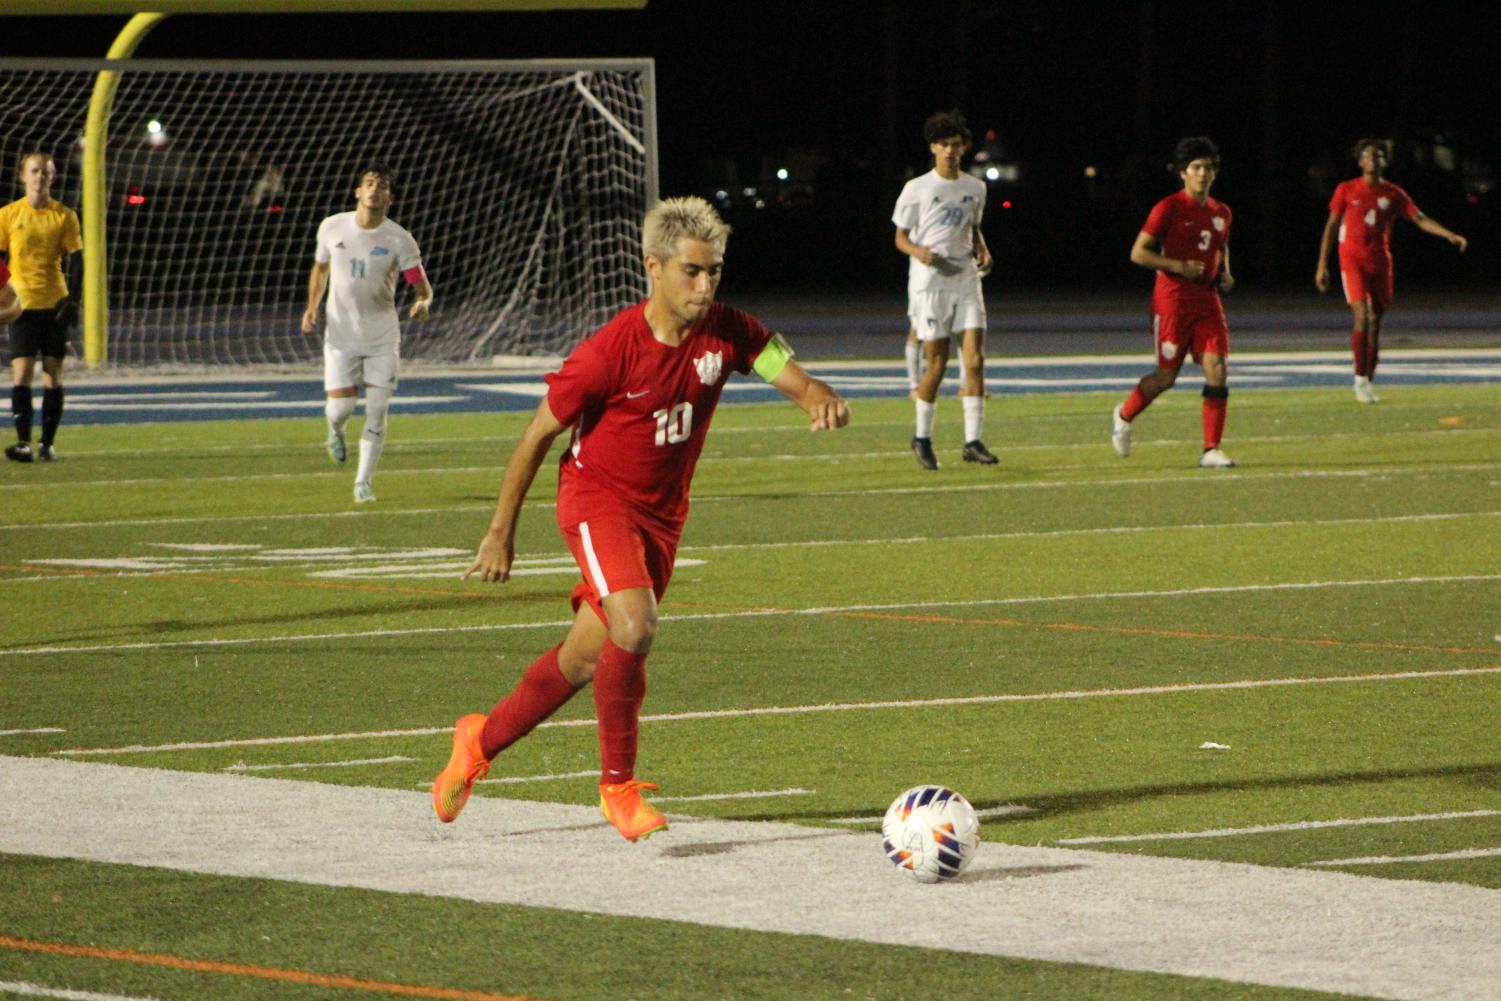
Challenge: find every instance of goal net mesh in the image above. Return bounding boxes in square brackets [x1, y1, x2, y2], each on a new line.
[0, 59, 656, 367]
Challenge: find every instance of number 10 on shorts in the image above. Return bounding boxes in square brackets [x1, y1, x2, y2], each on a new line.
[654, 402, 693, 445]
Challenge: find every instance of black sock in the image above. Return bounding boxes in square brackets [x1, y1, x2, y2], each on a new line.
[41, 386, 64, 447]
[11, 384, 32, 443]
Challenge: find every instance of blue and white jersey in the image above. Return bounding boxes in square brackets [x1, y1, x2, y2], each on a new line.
[891, 169, 986, 295]
[313, 211, 422, 352]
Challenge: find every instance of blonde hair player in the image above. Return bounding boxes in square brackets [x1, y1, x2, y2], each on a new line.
[434, 196, 849, 843]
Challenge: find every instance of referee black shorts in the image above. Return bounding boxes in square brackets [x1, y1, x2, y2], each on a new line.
[10, 309, 69, 361]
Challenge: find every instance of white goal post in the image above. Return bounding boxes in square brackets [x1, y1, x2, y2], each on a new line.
[0, 57, 658, 367]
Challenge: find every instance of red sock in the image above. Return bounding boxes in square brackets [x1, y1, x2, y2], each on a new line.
[593, 639, 646, 784]
[479, 645, 578, 759]
[1202, 397, 1227, 450]
[1351, 329, 1369, 377]
[1120, 384, 1149, 422]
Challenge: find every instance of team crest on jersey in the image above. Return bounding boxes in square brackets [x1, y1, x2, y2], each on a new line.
[1212, 216, 1225, 232]
[1377, 197, 1391, 212]
[371, 246, 390, 256]
[694, 350, 724, 386]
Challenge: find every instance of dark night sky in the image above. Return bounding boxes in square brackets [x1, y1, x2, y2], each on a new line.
[4, 0, 1497, 293]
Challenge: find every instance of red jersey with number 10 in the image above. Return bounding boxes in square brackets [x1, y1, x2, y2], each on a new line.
[546, 301, 775, 535]
[1142, 190, 1232, 311]
[1330, 178, 1418, 265]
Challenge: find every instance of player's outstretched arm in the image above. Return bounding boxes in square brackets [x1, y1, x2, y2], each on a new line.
[1217, 242, 1235, 294]
[464, 398, 571, 583]
[973, 227, 993, 275]
[301, 261, 330, 333]
[1413, 214, 1468, 253]
[1314, 211, 1341, 292]
[771, 361, 849, 432]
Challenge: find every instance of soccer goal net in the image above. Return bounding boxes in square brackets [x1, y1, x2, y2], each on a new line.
[0, 58, 657, 367]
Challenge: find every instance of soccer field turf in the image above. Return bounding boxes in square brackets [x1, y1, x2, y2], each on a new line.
[1, 376, 1499, 1001]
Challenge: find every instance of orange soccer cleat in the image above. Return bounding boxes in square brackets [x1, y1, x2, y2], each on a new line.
[599, 779, 668, 842]
[432, 713, 490, 823]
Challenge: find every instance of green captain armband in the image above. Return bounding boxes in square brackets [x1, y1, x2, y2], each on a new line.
[752, 332, 794, 383]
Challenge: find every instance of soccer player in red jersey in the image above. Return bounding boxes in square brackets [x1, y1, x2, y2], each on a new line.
[1314, 138, 1467, 404]
[1111, 137, 1237, 468]
[433, 196, 850, 841]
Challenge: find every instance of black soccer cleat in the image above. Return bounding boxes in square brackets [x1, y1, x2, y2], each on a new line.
[5, 442, 33, 463]
[911, 436, 940, 471]
[962, 440, 998, 465]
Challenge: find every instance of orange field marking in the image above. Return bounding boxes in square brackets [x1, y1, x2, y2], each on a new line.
[0, 933, 542, 1001]
[832, 609, 1499, 656]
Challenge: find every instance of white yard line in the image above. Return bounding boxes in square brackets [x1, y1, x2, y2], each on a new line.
[2, 756, 1498, 1001]
[8, 572, 1501, 659]
[0, 728, 65, 737]
[53, 665, 1501, 758]
[475, 770, 598, 786]
[0, 982, 169, 1001]
[223, 755, 414, 773]
[1058, 810, 1501, 845]
[827, 803, 1036, 825]
[5, 463, 1501, 533]
[1306, 848, 1501, 867]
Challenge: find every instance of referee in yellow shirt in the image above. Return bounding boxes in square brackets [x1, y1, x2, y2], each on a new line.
[1, 151, 81, 463]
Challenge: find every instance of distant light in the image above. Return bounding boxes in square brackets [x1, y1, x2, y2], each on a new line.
[985, 166, 1000, 181]
[714, 189, 728, 200]
[146, 119, 163, 135]
[776, 168, 789, 181]
[1084, 165, 1098, 178]
[742, 186, 757, 197]
[1001, 200, 1013, 209]
[266, 204, 284, 214]
[124, 186, 146, 206]
[753, 198, 767, 209]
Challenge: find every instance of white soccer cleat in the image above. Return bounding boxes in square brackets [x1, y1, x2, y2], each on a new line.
[353, 481, 376, 503]
[1353, 376, 1379, 404]
[1199, 448, 1236, 469]
[326, 427, 347, 463]
[1111, 405, 1132, 458]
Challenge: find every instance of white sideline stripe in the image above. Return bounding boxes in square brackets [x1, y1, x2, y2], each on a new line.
[0, 981, 168, 1001]
[681, 509, 1501, 554]
[651, 787, 814, 803]
[3, 757, 1499, 1001]
[5, 462, 1501, 531]
[223, 755, 414, 773]
[0, 727, 65, 737]
[10, 572, 1501, 659]
[827, 803, 1036, 826]
[1306, 848, 1501, 867]
[6, 511, 1492, 586]
[53, 665, 1501, 757]
[1058, 810, 1501, 845]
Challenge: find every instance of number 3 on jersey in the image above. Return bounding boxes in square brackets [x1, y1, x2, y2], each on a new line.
[654, 402, 693, 445]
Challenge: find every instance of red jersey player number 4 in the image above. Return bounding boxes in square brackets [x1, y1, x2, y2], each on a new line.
[436, 196, 849, 843]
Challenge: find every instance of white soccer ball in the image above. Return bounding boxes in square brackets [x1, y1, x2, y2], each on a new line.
[881, 785, 980, 883]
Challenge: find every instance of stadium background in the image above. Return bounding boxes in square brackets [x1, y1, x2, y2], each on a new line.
[5, 0, 1497, 307]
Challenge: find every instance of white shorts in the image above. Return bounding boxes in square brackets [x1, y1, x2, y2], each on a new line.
[324, 343, 400, 393]
[908, 288, 986, 342]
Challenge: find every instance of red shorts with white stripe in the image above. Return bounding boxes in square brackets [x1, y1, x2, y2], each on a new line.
[1153, 306, 1229, 369]
[560, 513, 679, 624]
[1339, 258, 1394, 311]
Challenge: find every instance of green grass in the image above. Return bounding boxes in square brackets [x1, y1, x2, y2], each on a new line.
[2, 382, 1499, 1000]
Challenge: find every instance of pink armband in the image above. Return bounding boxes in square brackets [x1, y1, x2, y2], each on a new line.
[402, 265, 427, 286]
